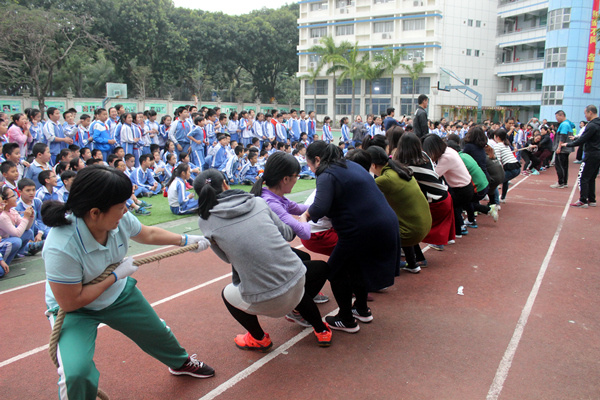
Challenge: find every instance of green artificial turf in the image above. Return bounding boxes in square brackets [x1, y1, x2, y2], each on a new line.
[138, 178, 316, 226]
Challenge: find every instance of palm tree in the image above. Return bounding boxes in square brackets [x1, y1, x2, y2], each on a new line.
[401, 61, 426, 115]
[304, 67, 321, 115]
[309, 36, 352, 127]
[362, 62, 385, 114]
[375, 47, 406, 108]
[328, 43, 369, 124]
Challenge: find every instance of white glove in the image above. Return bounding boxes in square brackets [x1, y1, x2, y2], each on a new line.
[112, 257, 138, 281]
[186, 235, 211, 253]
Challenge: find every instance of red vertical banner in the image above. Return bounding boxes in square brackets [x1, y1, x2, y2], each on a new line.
[584, 0, 599, 93]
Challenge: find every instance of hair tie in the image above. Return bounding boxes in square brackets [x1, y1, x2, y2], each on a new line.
[205, 178, 211, 184]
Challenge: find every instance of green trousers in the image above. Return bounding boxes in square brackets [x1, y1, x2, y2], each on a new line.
[47, 278, 188, 400]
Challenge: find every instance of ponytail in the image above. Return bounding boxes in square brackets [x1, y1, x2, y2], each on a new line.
[250, 177, 264, 197]
[306, 140, 345, 176]
[165, 162, 189, 188]
[41, 201, 71, 227]
[366, 146, 413, 181]
[193, 169, 226, 220]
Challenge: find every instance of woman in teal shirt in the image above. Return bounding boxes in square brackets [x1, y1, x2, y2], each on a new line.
[42, 166, 213, 400]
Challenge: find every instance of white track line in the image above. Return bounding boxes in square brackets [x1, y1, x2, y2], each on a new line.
[199, 308, 339, 400]
[507, 174, 529, 192]
[0, 272, 232, 369]
[486, 183, 577, 400]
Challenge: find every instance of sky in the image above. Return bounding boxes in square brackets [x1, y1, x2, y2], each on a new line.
[172, 0, 294, 15]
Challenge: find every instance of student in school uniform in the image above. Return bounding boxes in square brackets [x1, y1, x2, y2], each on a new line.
[24, 143, 52, 190]
[16, 178, 50, 239]
[253, 113, 266, 145]
[340, 117, 351, 145]
[28, 109, 44, 148]
[211, 134, 230, 171]
[56, 170, 76, 203]
[217, 114, 228, 134]
[275, 113, 288, 144]
[74, 114, 92, 149]
[7, 113, 33, 157]
[322, 117, 333, 144]
[2, 143, 28, 182]
[158, 115, 172, 149]
[132, 154, 162, 197]
[168, 107, 193, 156]
[239, 111, 253, 147]
[145, 110, 160, 147]
[120, 113, 142, 168]
[240, 150, 260, 184]
[264, 114, 276, 143]
[134, 112, 150, 155]
[227, 111, 240, 143]
[205, 109, 218, 147]
[166, 163, 198, 215]
[223, 145, 244, 184]
[43, 108, 74, 165]
[188, 115, 207, 170]
[91, 108, 115, 162]
[61, 110, 78, 143]
[289, 109, 301, 142]
[35, 170, 60, 203]
[299, 110, 307, 135]
[369, 115, 384, 138]
[307, 111, 317, 142]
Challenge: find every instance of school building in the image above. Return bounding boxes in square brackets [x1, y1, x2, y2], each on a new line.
[296, 0, 599, 125]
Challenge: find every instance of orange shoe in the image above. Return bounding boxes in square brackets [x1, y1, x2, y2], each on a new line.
[234, 332, 273, 352]
[314, 323, 332, 347]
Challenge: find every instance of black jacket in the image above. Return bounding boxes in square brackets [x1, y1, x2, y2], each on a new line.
[567, 117, 600, 156]
[413, 106, 428, 139]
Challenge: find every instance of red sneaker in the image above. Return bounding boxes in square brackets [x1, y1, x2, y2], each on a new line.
[234, 332, 273, 352]
[314, 323, 332, 347]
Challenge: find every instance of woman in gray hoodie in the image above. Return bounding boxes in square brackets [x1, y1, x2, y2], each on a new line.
[194, 169, 332, 350]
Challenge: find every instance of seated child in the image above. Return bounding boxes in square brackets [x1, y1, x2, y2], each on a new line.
[223, 145, 244, 185]
[2, 161, 20, 194]
[114, 159, 151, 216]
[240, 150, 259, 185]
[56, 170, 76, 203]
[24, 143, 51, 190]
[35, 170, 59, 202]
[166, 163, 198, 215]
[0, 187, 42, 260]
[132, 154, 162, 197]
[16, 178, 49, 239]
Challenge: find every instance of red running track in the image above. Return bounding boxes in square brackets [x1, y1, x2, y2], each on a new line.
[1, 159, 599, 399]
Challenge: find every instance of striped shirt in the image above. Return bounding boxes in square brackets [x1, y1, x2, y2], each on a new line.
[407, 154, 448, 203]
[493, 142, 518, 167]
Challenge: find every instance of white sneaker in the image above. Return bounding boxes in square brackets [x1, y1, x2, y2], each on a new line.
[489, 204, 499, 222]
[550, 183, 562, 188]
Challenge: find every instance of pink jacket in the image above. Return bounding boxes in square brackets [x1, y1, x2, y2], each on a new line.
[7, 125, 33, 155]
[0, 209, 33, 239]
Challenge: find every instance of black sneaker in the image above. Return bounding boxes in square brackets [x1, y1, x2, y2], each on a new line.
[169, 354, 215, 378]
[351, 307, 373, 323]
[325, 315, 360, 333]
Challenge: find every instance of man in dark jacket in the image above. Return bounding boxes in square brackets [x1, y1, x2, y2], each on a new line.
[383, 107, 402, 132]
[562, 104, 600, 207]
[413, 94, 429, 139]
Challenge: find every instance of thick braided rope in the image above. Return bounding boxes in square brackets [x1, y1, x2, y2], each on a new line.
[48, 243, 199, 400]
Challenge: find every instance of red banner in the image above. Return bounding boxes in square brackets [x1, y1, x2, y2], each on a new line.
[584, 0, 599, 93]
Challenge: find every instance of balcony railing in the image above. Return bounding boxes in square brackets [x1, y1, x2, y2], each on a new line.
[497, 89, 542, 94]
[496, 56, 544, 65]
[498, 24, 547, 36]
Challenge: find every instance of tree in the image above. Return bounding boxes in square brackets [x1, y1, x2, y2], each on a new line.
[0, 4, 108, 110]
[328, 43, 368, 125]
[362, 62, 385, 114]
[375, 47, 406, 109]
[401, 61, 427, 115]
[303, 67, 322, 115]
[309, 37, 353, 127]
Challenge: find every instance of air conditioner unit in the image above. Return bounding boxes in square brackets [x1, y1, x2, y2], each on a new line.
[309, 62, 317, 68]
[412, 57, 422, 63]
[382, 33, 392, 39]
[340, 8, 348, 14]
[313, 38, 319, 44]
[413, 0, 423, 5]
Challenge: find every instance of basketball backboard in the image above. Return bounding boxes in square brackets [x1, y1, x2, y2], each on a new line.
[437, 68, 452, 92]
[106, 83, 128, 99]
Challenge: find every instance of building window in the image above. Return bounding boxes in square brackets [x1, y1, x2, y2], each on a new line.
[400, 77, 431, 94]
[403, 18, 425, 31]
[473, 79, 478, 86]
[466, 49, 472, 56]
[310, 27, 327, 38]
[545, 47, 567, 68]
[373, 21, 394, 33]
[548, 8, 570, 31]
[309, 54, 322, 64]
[371, 50, 384, 60]
[305, 79, 328, 95]
[366, 98, 391, 115]
[468, 19, 473, 27]
[476, 20, 481, 27]
[336, 98, 361, 115]
[336, 79, 361, 95]
[542, 85, 564, 106]
[335, 24, 354, 36]
[474, 50, 480, 57]
[400, 98, 418, 115]
[305, 99, 328, 115]
[336, 0, 354, 7]
[368, 78, 392, 95]
[465, 78, 470, 85]
[402, 46, 425, 61]
[310, 1, 328, 11]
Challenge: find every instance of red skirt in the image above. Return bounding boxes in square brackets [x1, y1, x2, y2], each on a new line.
[301, 228, 338, 256]
[422, 194, 455, 245]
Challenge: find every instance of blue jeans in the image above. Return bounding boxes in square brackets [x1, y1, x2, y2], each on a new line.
[495, 167, 520, 202]
[0, 237, 21, 270]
